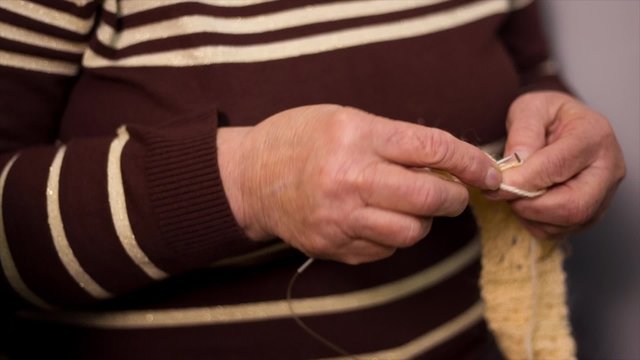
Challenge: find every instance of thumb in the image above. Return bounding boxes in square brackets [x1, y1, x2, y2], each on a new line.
[504, 95, 555, 161]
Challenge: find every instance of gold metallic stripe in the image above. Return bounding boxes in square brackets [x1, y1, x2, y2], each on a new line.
[325, 301, 484, 360]
[0, 49, 78, 75]
[47, 146, 111, 299]
[0, 21, 86, 54]
[0, 155, 53, 309]
[0, 0, 94, 34]
[107, 127, 168, 280]
[22, 239, 480, 328]
[103, 0, 278, 15]
[97, 0, 447, 49]
[84, 0, 533, 67]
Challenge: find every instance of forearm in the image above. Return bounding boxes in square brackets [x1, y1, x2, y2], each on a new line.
[0, 116, 265, 309]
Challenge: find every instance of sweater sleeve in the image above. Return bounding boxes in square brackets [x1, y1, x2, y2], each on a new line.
[0, 1, 258, 309]
[499, 0, 572, 95]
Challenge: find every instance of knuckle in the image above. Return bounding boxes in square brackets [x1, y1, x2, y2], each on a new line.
[304, 237, 331, 258]
[342, 256, 363, 266]
[344, 253, 371, 265]
[564, 198, 593, 226]
[345, 209, 370, 238]
[316, 161, 358, 198]
[344, 247, 396, 265]
[414, 182, 442, 214]
[416, 181, 468, 216]
[382, 123, 409, 146]
[315, 165, 341, 198]
[356, 162, 383, 204]
[424, 129, 454, 166]
[614, 154, 627, 182]
[326, 107, 363, 145]
[328, 105, 351, 120]
[451, 188, 470, 216]
[543, 153, 571, 185]
[397, 218, 431, 247]
[417, 218, 433, 239]
[384, 126, 455, 166]
[375, 247, 397, 262]
[544, 226, 568, 239]
[616, 165, 626, 183]
[458, 155, 483, 180]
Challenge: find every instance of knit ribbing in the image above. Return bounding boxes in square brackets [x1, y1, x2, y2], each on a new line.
[138, 112, 258, 270]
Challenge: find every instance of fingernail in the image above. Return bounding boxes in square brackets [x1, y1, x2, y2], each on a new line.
[510, 148, 531, 161]
[485, 168, 502, 190]
[484, 190, 500, 199]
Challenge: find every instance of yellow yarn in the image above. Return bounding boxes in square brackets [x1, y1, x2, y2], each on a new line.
[469, 163, 576, 360]
[287, 152, 577, 359]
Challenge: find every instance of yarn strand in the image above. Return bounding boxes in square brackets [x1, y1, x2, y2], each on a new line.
[286, 258, 357, 359]
[499, 183, 546, 198]
[496, 153, 546, 198]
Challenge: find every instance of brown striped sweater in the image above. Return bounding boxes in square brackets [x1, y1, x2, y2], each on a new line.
[0, 0, 568, 359]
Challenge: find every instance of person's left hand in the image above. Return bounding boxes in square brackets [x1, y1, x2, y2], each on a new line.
[487, 91, 625, 239]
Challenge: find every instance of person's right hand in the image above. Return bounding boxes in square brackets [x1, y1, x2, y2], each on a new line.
[218, 105, 501, 264]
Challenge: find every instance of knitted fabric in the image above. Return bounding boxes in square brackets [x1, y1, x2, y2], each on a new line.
[469, 172, 576, 359]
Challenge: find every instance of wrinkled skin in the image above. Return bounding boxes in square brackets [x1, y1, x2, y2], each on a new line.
[490, 91, 626, 239]
[218, 105, 502, 264]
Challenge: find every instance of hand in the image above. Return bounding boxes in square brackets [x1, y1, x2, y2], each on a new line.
[218, 105, 502, 264]
[489, 91, 625, 239]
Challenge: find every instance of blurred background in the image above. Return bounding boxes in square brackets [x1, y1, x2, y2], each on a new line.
[539, 1, 640, 359]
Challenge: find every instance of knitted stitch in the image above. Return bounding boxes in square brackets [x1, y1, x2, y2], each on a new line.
[470, 162, 576, 360]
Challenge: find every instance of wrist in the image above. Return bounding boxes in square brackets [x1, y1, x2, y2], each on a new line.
[217, 126, 272, 241]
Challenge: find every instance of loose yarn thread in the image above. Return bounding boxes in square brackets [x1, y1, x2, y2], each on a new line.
[499, 183, 545, 198]
[495, 153, 546, 198]
[286, 258, 358, 359]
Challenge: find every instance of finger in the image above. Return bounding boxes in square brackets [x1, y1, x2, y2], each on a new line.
[371, 120, 502, 190]
[336, 239, 397, 265]
[495, 131, 600, 201]
[509, 166, 610, 228]
[347, 207, 432, 248]
[519, 219, 576, 241]
[358, 162, 469, 217]
[504, 94, 556, 161]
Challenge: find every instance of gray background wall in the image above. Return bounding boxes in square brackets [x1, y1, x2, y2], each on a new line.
[539, 1, 640, 359]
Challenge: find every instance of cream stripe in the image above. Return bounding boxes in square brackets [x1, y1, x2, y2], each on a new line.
[325, 301, 484, 360]
[84, 0, 533, 67]
[22, 238, 480, 328]
[0, 156, 53, 309]
[65, 0, 93, 6]
[0, 49, 78, 75]
[0, 0, 94, 34]
[97, 0, 447, 49]
[108, 127, 168, 280]
[199, 0, 277, 7]
[0, 21, 86, 54]
[103, 0, 278, 15]
[47, 147, 111, 299]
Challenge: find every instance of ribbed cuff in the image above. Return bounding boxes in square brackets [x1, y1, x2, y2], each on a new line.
[130, 111, 259, 271]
